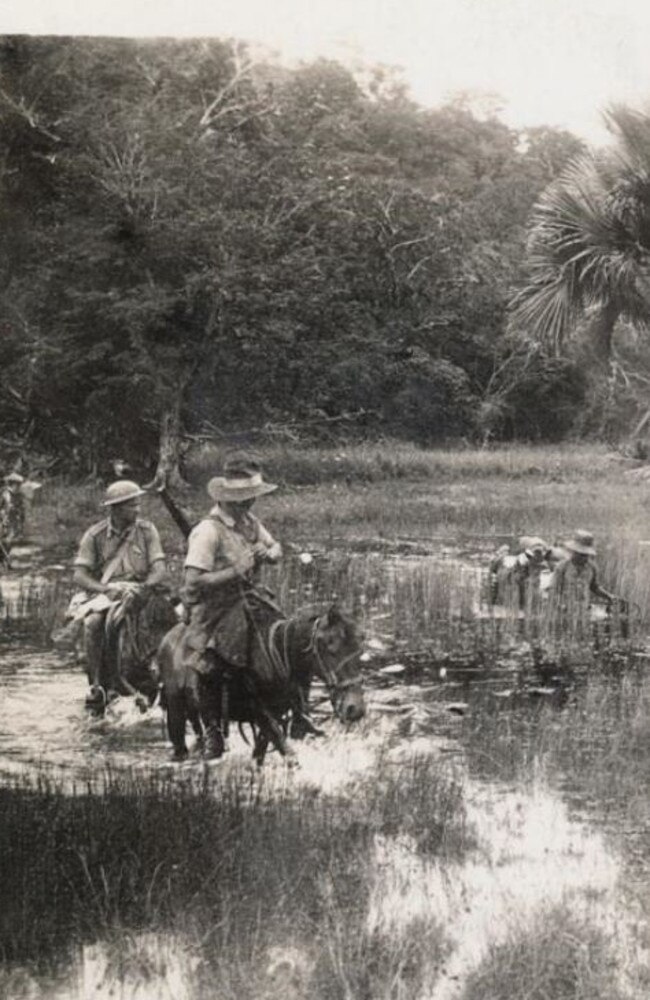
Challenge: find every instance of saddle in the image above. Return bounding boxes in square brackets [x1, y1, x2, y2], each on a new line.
[185, 587, 289, 684]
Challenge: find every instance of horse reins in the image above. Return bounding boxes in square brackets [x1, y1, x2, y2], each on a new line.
[236, 594, 363, 702]
[305, 617, 363, 698]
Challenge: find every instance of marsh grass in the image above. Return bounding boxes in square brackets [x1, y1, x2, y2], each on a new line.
[461, 669, 650, 852]
[0, 576, 71, 638]
[0, 755, 470, 997]
[5, 444, 650, 997]
[460, 901, 626, 1000]
[12, 446, 649, 674]
[186, 440, 617, 487]
[27, 446, 650, 633]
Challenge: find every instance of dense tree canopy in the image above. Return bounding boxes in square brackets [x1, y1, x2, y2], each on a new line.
[0, 35, 589, 472]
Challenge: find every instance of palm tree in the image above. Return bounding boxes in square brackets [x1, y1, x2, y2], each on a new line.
[512, 106, 650, 361]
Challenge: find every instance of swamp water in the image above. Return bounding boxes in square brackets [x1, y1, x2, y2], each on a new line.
[1, 545, 649, 999]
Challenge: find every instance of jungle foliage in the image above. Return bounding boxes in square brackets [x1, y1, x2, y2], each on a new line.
[0, 35, 588, 473]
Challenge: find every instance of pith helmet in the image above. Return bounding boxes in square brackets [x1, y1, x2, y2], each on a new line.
[207, 468, 277, 503]
[102, 480, 146, 507]
[565, 529, 596, 557]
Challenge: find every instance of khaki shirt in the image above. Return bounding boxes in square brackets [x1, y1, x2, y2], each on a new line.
[550, 558, 599, 611]
[74, 517, 165, 582]
[183, 504, 276, 602]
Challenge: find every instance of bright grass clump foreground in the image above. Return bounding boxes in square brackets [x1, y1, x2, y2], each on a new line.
[0, 759, 470, 1000]
[3, 443, 650, 999]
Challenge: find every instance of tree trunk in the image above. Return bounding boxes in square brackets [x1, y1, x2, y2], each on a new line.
[582, 302, 620, 364]
[154, 393, 186, 488]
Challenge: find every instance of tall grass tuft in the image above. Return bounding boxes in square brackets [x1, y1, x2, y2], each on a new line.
[461, 669, 650, 843]
[460, 902, 626, 1000]
[0, 756, 470, 996]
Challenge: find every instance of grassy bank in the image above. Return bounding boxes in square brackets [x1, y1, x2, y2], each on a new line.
[30, 441, 642, 554]
[0, 756, 472, 998]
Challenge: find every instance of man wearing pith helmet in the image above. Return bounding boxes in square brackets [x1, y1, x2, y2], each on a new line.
[182, 456, 282, 758]
[70, 479, 167, 708]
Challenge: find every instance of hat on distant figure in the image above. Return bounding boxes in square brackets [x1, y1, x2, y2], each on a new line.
[564, 530, 596, 557]
[5, 472, 24, 484]
[102, 480, 146, 506]
[518, 535, 548, 557]
[207, 458, 277, 503]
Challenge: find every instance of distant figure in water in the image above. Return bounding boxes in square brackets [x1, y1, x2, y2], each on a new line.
[489, 535, 549, 612]
[0, 472, 26, 554]
[548, 530, 618, 632]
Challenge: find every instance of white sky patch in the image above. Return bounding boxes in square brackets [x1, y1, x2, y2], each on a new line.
[2, 1, 650, 143]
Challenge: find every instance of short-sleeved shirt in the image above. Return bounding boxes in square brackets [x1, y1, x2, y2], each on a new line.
[74, 517, 165, 582]
[490, 551, 544, 609]
[550, 558, 599, 611]
[183, 504, 276, 604]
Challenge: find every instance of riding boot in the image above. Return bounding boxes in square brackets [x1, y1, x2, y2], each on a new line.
[83, 612, 105, 705]
[203, 723, 226, 760]
[197, 663, 227, 760]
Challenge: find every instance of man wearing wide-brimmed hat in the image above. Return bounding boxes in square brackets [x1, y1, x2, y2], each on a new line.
[181, 457, 282, 758]
[549, 530, 617, 627]
[69, 480, 167, 708]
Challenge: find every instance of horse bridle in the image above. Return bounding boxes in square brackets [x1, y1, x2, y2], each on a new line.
[262, 613, 363, 706]
[304, 616, 363, 701]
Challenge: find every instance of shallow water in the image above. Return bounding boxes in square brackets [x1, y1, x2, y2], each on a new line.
[1, 669, 645, 999]
[0, 646, 172, 780]
[1, 546, 648, 999]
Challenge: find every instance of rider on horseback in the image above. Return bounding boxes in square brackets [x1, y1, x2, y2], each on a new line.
[70, 480, 168, 710]
[181, 457, 282, 759]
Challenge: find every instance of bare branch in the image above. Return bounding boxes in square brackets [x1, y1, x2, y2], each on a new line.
[198, 49, 256, 130]
[0, 87, 62, 144]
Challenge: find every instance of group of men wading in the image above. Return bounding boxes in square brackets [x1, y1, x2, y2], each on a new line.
[68, 457, 280, 757]
[489, 529, 625, 633]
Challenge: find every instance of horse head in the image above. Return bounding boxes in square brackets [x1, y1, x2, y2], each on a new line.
[307, 604, 365, 723]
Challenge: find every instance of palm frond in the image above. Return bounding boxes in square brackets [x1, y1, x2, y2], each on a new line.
[512, 142, 650, 349]
[603, 105, 650, 176]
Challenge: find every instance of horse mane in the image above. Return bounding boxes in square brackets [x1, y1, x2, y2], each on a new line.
[291, 603, 358, 645]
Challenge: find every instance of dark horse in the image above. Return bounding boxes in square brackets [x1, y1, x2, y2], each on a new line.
[156, 603, 366, 765]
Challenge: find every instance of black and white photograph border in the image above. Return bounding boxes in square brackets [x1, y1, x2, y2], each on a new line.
[1, 2, 650, 998]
